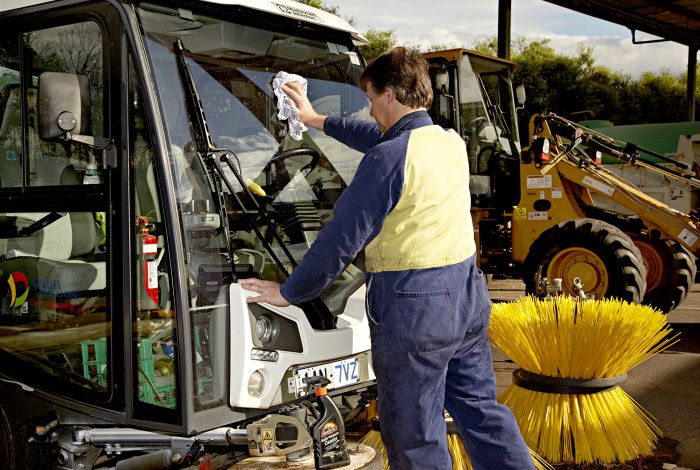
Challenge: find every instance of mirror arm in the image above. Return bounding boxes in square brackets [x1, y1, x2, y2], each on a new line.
[64, 132, 110, 148]
[100, 144, 118, 169]
[64, 132, 117, 168]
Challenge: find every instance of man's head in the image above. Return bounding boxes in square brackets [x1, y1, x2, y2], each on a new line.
[360, 47, 433, 132]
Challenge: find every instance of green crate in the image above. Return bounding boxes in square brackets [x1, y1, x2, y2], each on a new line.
[82, 336, 176, 408]
[137, 337, 176, 409]
[81, 338, 107, 386]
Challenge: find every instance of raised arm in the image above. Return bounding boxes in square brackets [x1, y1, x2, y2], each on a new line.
[283, 81, 327, 131]
[283, 82, 382, 153]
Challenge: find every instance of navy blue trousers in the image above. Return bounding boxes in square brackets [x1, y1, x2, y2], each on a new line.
[366, 256, 533, 469]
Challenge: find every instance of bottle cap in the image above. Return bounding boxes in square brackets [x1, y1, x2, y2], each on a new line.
[315, 386, 327, 396]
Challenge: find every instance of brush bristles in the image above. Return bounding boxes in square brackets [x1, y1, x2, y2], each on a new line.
[447, 433, 472, 470]
[530, 447, 555, 470]
[490, 296, 673, 464]
[361, 422, 553, 469]
[359, 430, 389, 470]
[353, 398, 379, 424]
[499, 384, 660, 463]
[490, 296, 678, 378]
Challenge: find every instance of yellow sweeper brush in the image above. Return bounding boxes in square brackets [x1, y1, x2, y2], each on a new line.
[489, 296, 678, 465]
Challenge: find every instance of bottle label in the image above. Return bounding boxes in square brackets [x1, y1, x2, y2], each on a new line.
[319, 419, 344, 463]
[83, 174, 101, 184]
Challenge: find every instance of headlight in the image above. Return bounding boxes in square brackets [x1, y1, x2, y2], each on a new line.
[248, 370, 265, 397]
[255, 315, 278, 344]
[250, 348, 279, 362]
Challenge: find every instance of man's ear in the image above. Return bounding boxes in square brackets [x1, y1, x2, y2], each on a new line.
[385, 87, 396, 103]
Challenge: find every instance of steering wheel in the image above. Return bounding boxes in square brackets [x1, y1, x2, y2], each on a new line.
[267, 147, 320, 172]
[263, 147, 320, 193]
[465, 116, 488, 134]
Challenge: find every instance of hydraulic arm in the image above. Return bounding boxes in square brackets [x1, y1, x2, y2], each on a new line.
[529, 113, 700, 256]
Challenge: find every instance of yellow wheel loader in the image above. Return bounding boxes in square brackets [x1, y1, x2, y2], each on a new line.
[423, 49, 699, 312]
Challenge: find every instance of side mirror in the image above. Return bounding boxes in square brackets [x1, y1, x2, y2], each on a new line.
[38, 72, 89, 140]
[435, 70, 449, 94]
[515, 84, 526, 107]
[38, 72, 114, 167]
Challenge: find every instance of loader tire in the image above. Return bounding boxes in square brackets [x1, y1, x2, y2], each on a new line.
[524, 218, 647, 303]
[631, 236, 697, 313]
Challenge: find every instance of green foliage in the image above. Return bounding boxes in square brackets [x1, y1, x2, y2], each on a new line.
[359, 29, 397, 61]
[425, 42, 464, 52]
[479, 35, 700, 140]
[296, 1, 399, 60]
[295, 3, 699, 126]
[296, 0, 355, 25]
[296, 0, 340, 16]
[472, 38, 497, 56]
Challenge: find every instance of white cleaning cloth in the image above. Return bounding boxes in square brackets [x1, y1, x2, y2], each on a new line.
[272, 71, 308, 141]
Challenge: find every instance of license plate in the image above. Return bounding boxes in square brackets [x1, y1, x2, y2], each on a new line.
[290, 356, 360, 397]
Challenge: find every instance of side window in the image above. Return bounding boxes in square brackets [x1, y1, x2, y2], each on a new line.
[24, 21, 104, 186]
[0, 36, 22, 188]
[130, 60, 177, 410]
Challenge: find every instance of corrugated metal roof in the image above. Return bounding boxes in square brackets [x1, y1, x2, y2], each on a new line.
[542, 0, 700, 47]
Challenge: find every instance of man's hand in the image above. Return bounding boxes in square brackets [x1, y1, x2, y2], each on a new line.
[283, 82, 327, 131]
[239, 279, 291, 307]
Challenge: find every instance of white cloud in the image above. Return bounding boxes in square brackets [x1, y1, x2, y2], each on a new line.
[327, 0, 693, 78]
[508, 32, 689, 77]
[585, 37, 688, 77]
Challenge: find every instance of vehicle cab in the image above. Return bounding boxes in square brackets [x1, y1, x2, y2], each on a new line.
[0, 1, 375, 467]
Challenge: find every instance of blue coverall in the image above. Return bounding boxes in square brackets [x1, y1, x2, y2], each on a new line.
[280, 111, 533, 469]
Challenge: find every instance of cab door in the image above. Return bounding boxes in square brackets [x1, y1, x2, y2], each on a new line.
[0, 4, 124, 412]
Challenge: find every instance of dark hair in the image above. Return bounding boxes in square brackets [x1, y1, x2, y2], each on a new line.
[360, 47, 433, 108]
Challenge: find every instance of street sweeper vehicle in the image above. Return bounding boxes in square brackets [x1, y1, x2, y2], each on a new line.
[423, 48, 699, 313]
[0, 0, 379, 468]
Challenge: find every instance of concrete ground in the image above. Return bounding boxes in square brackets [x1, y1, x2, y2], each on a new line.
[488, 279, 700, 470]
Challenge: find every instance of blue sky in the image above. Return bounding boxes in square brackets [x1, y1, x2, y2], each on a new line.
[329, 0, 693, 77]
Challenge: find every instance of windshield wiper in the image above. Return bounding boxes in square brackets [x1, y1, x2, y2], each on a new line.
[475, 74, 520, 159]
[173, 39, 297, 278]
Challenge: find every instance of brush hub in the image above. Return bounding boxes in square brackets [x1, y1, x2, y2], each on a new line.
[512, 368, 627, 394]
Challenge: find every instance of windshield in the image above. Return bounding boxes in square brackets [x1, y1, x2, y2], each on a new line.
[459, 55, 517, 174]
[138, 4, 370, 317]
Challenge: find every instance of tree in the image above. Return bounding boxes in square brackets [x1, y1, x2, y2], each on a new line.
[425, 42, 465, 52]
[296, 0, 341, 17]
[359, 29, 397, 61]
[296, 1, 395, 61]
[472, 37, 498, 56]
[469, 35, 699, 135]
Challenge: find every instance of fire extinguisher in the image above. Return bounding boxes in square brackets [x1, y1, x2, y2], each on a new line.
[136, 216, 159, 309]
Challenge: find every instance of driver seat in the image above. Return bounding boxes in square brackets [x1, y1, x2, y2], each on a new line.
[0, 212, 106, 318]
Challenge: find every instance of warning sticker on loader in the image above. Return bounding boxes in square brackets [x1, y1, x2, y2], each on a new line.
[515, 207, 527, 219]
[582, 176, 615, 196]
[528, 211, 549, 220]
[262, 429, 274, 453]
[551, 187, 562, 199]
[526, 175, 552, 189]
[679, 229, 699, 247]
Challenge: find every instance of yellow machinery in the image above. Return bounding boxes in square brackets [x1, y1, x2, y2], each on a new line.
[423, 49, 699, 312]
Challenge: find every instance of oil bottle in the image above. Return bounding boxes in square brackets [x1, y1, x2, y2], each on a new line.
[307, 376, 351, 470]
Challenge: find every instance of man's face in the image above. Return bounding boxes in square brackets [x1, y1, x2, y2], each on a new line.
[366, 83, 390, 133]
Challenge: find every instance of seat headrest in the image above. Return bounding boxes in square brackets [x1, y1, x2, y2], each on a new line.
[70, 212, 102, 257]
[4, 212, 72, 260]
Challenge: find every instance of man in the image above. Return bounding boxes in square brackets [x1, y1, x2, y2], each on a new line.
[240, 47, 533, 469]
